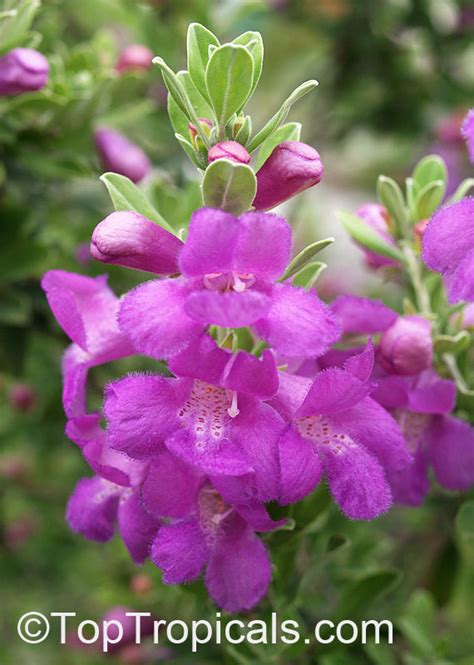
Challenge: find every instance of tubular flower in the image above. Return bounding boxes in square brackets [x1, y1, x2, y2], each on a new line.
[41, 271, 134, 417]
[118, 207, 340, 360]
[272, 344, 412, 520]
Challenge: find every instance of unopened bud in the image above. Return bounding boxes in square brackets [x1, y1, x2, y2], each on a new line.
[188, 118, 213, 144]
[379, 316, 433, 376]
[8, 383, 36, 412]
[253, 141, 323, 211]
[94, 128, 151, 183]
[207, 141, 250, 165]
[0, 48, 48, 96]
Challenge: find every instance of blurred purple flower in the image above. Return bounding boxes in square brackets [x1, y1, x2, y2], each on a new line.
[0, 48, 48, 96]
[116, 45, 153, 74]
[94, 128, 151, 183]
[461, 109, 474, 163]
[8, 382, 36, 412]
[353, 203, 399, 269]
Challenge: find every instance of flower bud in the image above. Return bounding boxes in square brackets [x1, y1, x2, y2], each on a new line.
[116, 44, 154, 74]
[188, 118, 213, 143]
[94, 128, 151, 183]
[379, 316, 433, 376]
[91, 211, 183, 275]
[0, 48, 48, 96]
[253, 141, 323, 211]
[208, 141, 251, 165]
[354, 203, 398, 269]
[8, 383, 36, 412]
[130, 573, 153, 595]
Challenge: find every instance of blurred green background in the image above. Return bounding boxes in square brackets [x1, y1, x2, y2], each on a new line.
[1, 0, 473, 663]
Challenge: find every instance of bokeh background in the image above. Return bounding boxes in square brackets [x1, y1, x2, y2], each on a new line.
[1, 0, 473, 663]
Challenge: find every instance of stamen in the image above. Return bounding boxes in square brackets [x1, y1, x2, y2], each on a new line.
[227, 390, 240, 418]
[232, 273, 246, 293]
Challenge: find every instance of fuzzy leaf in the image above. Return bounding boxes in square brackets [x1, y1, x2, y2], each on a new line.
[232, 31, 264, 103]
[339, 211, 404, 262]
[187, 23, 220, 104]
[377, 175, 408, 235]
[413, 154, 448, 192]
[202, 159, 257, 215]
[414, 179, 446, 220]
[280, 237, 334, 281]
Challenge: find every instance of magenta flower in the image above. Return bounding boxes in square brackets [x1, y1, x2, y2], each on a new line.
[353, 203, 398, 269]
[373, 370, 474, 505]
[116, 44, 154, 74]
[94, 128, 151, 183]
[422, 197, 474, 303]
[118, 207, 340, 360]
[41, 271, 134, 417]
[104, 334, 285, 502]
[461, 109, 474, 163]
[207, 141, 250, 164]
[272, 344, 412, 519]
[90, 211, 183, 274]
[151, 482, 282, 612]
[253, 141, 323, 211]
[0, 48, 48, 96]
[378, 315, 433, 376]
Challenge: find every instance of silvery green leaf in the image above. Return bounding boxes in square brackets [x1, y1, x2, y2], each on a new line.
[280, 237, 334, 281]
[292, 261, 327, 289]
[377, 175, 408, 236]
[247, 79, 318, 153]
[175, 134, 203, 169]
[205, 44, 254, 131]
[413, 154, 448, 193]
[0, 0, 39, 54]
[255, 121, 301, 170]
[232, 31, 264, 103]
[434, 331, 471, 354]
[186, 22, 220, 104]
[339, 210, 404, 262]
[167, 70, 212, 139]
[448, 177, 474, 203]
[202, 159, 257, 215]
[414, 179, 445, 220]
[100, 172, 174, 234]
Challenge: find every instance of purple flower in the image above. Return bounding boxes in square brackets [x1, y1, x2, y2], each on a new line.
[208, 141, 250, 164]
[90, 211, 183, 274]
[373, 370, 474, 505]
[118, 208, 340, 360]
[41, 271, 134, 417]
[104, 334, 285, 502]
[331, 295, 398, 334]
[461, 109, 474, 163]
[253, 141, 323, 211]
[0, 48, 48, 96]
[422, 197, 474, 303]
[151, 482, 281, 612]
[378, 315, 433, 376]
[8, 383, 36, 412]
[271, 344, 412, 520]
[94, 128, 151, 183]
[353, 203, 398, 269]
[116, 44, 154, 74]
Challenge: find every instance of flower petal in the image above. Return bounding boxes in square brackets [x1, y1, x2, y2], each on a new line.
[331, 295, 397, 334]
[234, 212, 291, 280]
[343, 341, 374, 383]
[62, 345, 90, 418]
[447, 248, 474, 303]
[184, 288, 271, 328]
[428, 415, 474, 491]
[119, 278, 202, 359]
[387, 449, 430, 506]
[66, 477, 120, 542]
[205, 513, 271, 612]
[223, 349, 279, 400]
[422, 197, 474, 274]
[179, 208, 240, 277]
[168, 334, 229, 385]
[297, 369, 372, 417]
[118, 491, 160, 564]
[279, 426, 323, 505]
[143, 452, 204, 518]
[253, 284, 341, 358]
[320, 440, 392, 520]
[151, 519, 209, 584]
[105, 374, 183, 460]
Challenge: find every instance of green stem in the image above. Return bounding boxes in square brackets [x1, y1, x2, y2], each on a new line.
[402, 243, 431, 316]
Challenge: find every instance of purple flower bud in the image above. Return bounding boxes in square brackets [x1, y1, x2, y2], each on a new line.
[91, 211, 183, 275]
[116, 44, 154, 74]
[188, 117, 213, 142]
[94, 128, 151, 183]
[461, 109, 474, 163]
[8, 383, 36, 412]
[208, 141, 251, 165]
[0, 48, 48, 96]
[379, 316, 433, 376]
[253, 141, 323, 211]
[354, 203, 399, 269]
